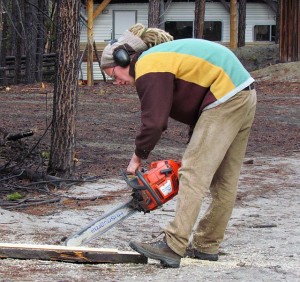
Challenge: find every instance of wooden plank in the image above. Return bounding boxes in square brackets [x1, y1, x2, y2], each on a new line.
[0, 243, 147, 264]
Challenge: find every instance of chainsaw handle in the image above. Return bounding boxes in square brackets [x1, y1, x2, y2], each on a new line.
[135, 170, 163, 207]
[120, 170, 145, 190]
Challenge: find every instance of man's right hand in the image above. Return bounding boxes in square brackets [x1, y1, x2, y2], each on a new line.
[127, 153, 142, 175]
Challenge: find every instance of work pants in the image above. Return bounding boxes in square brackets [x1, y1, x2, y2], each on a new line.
[165, 88, 257, 256]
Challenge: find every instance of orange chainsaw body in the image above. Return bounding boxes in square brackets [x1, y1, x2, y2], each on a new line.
[132, 160, 181, 212]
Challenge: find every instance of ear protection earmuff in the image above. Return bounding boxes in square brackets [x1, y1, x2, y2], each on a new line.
[110, 39, 131, 67]
[113, 48, 131, 67]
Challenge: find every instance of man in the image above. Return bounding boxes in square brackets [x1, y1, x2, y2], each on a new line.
[100, 23, 257, 268]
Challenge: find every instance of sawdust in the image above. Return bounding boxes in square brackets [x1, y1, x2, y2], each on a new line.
[0, 155, 299, 281]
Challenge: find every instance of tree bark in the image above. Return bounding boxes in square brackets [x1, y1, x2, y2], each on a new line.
[238, 0, 247, 47]
[279, 0, 300, 62]
[48, 0, 81, 177]
[24, 0, 38, 84]
[12, 0, 24, 84]
[36, 0, 47, 82]
[45, 1, 57, 53]
[275, 0, 280, 44]
[148, 0, 160, 28]
[194, 0, 206, 38]
[86, 0, 94, 86]
[0, 0, 8, 86]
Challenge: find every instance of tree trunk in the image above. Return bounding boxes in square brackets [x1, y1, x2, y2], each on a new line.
[238, 0, 247, 47]
[48, 0, 81, 177]
[159, 0, 165, 29]
[275, 0, 280, 44]
[36, 0, 47, 82]
[45, 1, 57, 53]
[12, 0, 24, 84]
[24, 0, 38, 84]
[148, 0, 160, 28]
[194, 0, 206, 38]
[279, 0, 300, 62]
[0, 0, 8, 86]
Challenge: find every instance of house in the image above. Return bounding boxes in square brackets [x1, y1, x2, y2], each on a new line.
[80, 0, 277, 80]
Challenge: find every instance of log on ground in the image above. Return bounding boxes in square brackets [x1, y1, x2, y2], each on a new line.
[0, 243, 147, 264]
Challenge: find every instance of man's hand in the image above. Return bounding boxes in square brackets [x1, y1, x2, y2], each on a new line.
[127, 153, 142, 174]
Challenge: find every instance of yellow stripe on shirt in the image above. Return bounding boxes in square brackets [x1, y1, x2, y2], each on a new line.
[136, 52, 236, 100]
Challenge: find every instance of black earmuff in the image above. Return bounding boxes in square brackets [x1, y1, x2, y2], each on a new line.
[113, 48, 131, 67]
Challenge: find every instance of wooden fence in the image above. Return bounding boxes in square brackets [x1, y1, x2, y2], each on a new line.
[0, 53, 56, 86]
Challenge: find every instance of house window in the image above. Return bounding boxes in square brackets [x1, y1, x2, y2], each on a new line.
[165, 21, 193, 39]
[203, 21, 222, 41]
[254, 25, 276, 41]
[165, 21, 222, 41]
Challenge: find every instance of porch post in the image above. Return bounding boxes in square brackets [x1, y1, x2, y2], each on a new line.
[87, 0, 94, 86]
[230, 0, 237, 49]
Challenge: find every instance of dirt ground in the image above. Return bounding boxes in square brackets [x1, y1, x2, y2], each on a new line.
[0, 59, 299, 281]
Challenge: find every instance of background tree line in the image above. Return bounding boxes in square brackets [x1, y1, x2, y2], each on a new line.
[0, 0, 80, 178]
[0, 0, 57, 86]
[0, 0, 281, 179]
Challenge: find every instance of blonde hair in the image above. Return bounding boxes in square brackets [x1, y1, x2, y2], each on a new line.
[129, 23, 173, 48]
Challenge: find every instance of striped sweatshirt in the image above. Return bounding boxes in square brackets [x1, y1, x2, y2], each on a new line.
[130, 39, 254, 159]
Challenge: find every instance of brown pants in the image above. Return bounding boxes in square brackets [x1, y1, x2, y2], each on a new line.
[165, 89, 257, 256]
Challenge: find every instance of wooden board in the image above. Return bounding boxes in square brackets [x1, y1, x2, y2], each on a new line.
[0, 243, 147, 264]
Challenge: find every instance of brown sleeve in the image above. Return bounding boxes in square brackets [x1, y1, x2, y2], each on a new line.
[134, 72, 175, 159]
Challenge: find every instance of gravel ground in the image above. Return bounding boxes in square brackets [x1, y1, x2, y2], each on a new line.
[0, 155, 299, 281]
[0, 53, 299, 281]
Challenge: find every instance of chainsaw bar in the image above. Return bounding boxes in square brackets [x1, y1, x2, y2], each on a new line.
[65, 198, 136, 246]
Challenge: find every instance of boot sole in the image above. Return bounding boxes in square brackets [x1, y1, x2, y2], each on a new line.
[129, 242, 180, 268]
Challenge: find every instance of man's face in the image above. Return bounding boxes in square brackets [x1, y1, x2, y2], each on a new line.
[105, 66, 135, 86]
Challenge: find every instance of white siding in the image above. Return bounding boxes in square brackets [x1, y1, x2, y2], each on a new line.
[80, 3, 148, 80]
[80, 2, 275, 44]
[80, 2, 276, 80]
[164, 2, 230, 42]
[245, 3, 276, 42]
[80, 3, 148, 43]
[163, 2, 276, 43]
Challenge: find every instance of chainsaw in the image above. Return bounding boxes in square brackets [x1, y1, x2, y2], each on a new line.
[65, 159, 181, 247]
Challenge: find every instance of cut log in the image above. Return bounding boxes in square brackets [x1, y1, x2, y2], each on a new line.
[6, 130, 34, 141]
[0, 243, 147, 264]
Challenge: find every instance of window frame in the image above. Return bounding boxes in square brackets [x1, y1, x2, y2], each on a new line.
[164, 20, 223, 41]
[165, 20, 194, 40]
[253, 25, 276, 42]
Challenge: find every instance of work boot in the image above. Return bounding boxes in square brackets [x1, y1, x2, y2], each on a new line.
[185, 246, 219, 261]
[129, 236, 181, 268]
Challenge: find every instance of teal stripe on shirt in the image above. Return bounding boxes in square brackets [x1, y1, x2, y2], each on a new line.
[139, 39, 251, 87]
